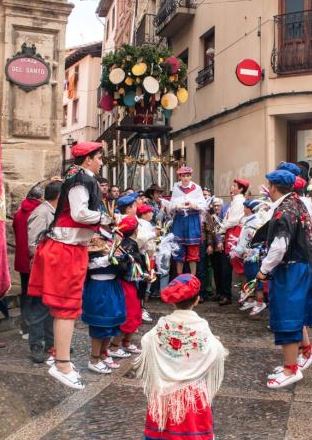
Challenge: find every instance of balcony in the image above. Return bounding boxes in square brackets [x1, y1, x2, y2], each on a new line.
[154, 0, 196, 38]
[272, 10, 312, 75]
[135, 14, 160, 46]
[196, 62, 214, 88]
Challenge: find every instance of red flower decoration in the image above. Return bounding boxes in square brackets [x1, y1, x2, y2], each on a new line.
[169, 337, 182, 350]
[274, 211, 283, 220]
[193, 342, 198, 348]
[178, 324, 183, 330]
[165, 323, 169, 330]
[190, 331, 196, 336]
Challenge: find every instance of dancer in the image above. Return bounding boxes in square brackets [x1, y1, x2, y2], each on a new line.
[170, 166, 206, 275]
[256, 169, 312, 389]
[82, 235, 126, 374]
[135, 273, 227, 440]
[28, 142, 111, 389]
[108, 215, 147, 358]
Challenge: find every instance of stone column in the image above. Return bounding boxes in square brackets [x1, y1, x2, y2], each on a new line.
[0, 0, 73, 289]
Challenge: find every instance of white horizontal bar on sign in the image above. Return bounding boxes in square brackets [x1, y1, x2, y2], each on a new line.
[239, 68, 259, 77]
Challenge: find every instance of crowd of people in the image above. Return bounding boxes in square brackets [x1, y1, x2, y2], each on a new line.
[3, 140, 312, 439]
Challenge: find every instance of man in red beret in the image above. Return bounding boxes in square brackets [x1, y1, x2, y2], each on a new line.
[28, 141, 111, 389]
[170, 166, 206, 276]
[135, 273, 227, 440]
[218, 177, 250, 305]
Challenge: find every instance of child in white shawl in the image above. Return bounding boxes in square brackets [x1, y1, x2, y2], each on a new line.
[135, 274, 227, 440]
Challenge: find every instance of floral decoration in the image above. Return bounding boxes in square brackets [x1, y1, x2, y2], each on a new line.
[157, 320, 207, 358]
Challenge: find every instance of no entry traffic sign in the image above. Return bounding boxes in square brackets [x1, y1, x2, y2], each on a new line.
[236, 59, 262, 86]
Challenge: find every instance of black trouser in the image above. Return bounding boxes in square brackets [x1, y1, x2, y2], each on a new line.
[211, 252, 232, 299]
[19, 273, 30, 334]
[23, 297, 54, 350]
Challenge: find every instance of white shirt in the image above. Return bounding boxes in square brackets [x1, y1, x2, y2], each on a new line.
[220, 194, 245, 233]
[51, 168, 110, 246]
[170, 181, 206, 212]
[260, 193, 291, 275]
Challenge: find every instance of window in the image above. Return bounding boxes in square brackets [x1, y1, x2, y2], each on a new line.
[273, 0, 312, 74]
[196, 28, 215, 88]
[106, 19, 110, 40]
[62, 105, 68, 127]
[72, 99, 79, 124]
[112, 7, 115, 30]
[198, 139, 214, 189]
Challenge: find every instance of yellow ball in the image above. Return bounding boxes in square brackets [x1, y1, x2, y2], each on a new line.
[177, 88, 189, 104]
[125, 77, 134, 86]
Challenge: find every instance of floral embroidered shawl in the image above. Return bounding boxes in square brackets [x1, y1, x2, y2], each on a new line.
[134, 309, 228, 429]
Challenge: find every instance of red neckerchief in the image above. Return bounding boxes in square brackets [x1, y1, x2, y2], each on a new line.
[178, 183, 196, 194]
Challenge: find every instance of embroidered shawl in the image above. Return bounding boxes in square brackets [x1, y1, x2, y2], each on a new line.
[134, 309, 228, 429]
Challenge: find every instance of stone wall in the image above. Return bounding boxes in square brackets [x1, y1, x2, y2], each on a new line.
[0, 0, 73, 290]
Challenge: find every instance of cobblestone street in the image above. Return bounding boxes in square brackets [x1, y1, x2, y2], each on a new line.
[0, 298, 311, 440]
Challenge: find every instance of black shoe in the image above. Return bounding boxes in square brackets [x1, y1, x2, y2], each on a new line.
[210, 294, 221, 302]
[31, 344, 45, 363]
[219, 298, 232, 306]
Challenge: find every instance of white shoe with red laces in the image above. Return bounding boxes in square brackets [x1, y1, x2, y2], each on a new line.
[107, 348, 131, 359]
[249, 302, 267, 316]
[297, 353, 312, 371]
[239, 301, 257, 311]
[267, 368, 303, 389]
[103, 356, 120, 369]
[123, 344, 142, 354]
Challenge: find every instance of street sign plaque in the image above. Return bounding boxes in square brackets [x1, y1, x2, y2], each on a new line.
[5, 43, 51, 92]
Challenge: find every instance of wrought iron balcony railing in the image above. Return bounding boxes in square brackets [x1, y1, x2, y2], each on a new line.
[154, 0, 196, 37]
[196, 62, 214, 88]
[135, 14, 161, 47]
[272, 10, 312, 74]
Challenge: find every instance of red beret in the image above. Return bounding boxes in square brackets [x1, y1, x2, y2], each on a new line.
[293, 175, 307, 190]
[177, 166, 193, 175]
[137, 204, 154, 216]
[71, 142, 103, 158]
[234, 178, 250, 189]
[161, 274, 201, 304]
[118, 215, 138, 235]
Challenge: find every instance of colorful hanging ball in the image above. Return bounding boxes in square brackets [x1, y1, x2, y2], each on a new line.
[132, 62, 147, 76]
[161, 92, 178, 110]
[143, 76, 160, 94]
[123, 91, 136, 107]
[177, 88, 189, 104]
[164, 56, 181, 74]
[125, 77, 134, 86]
[109, 68, 126, 85]
[99, 92, 114, 111]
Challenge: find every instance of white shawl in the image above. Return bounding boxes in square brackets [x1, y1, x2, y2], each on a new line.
[134, 309, 228, 429]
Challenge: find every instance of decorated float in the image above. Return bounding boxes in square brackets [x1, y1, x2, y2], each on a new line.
[98, 44, 188, 191]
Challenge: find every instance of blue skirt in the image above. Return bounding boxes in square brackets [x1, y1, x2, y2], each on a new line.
[172, 211, 201, 245]
[89, 325, 121, 339]
[269, 262, 310, 333]
[82, 278, 126, 328]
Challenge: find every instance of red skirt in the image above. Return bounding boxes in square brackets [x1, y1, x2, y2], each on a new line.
[28, 238, 88, 319]
[144, 400, 214, 440]
[119, 280, 142, 334]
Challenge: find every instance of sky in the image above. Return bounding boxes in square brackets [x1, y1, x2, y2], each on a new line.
[66, 0, 104, 48]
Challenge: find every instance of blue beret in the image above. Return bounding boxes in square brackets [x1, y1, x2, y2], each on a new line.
[116, 192, 138, 208]
[276, 162, 301, 176]
[243, 199, 260, 211]
[266, 170, 295, 186]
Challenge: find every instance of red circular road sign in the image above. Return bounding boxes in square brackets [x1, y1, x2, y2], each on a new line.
[236, 59, 262, 86]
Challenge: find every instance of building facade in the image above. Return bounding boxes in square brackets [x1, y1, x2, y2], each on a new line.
[0, 0, 73, 215]
[62, 42, 102, 149]
[0, 0, 73, 289]
[154, 0, 312, 196]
